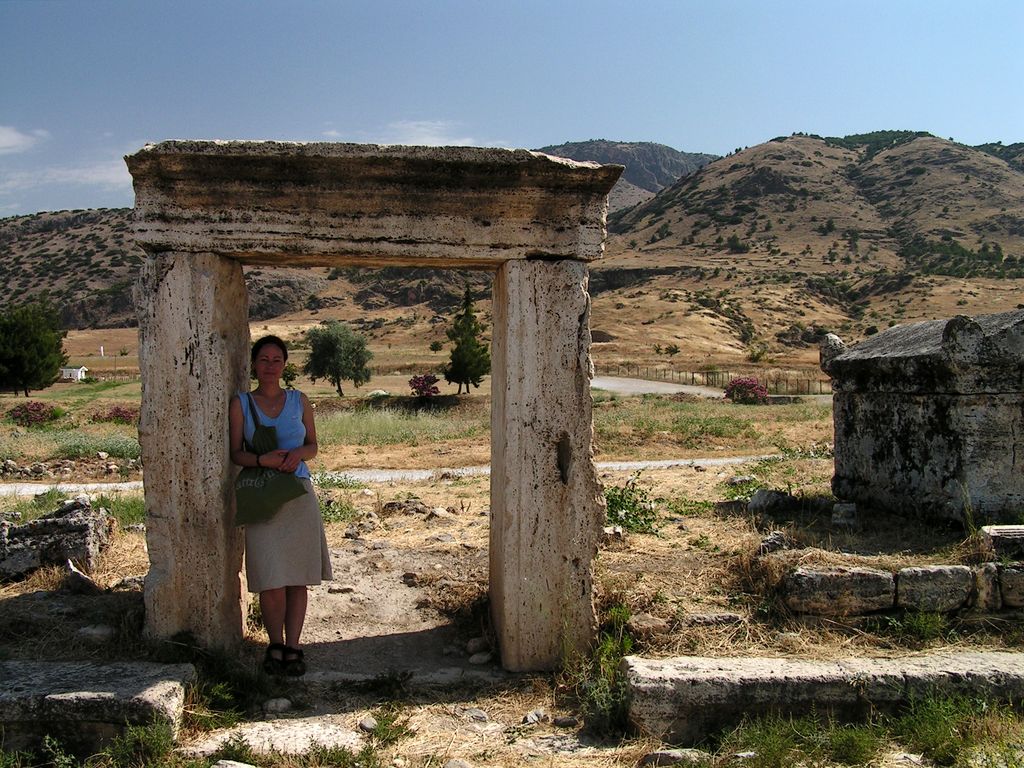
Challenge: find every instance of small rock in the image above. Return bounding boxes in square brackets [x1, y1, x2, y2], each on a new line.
[468, 651, 492, 665]
[728, 475, 755, 486]
[465, 637, 489, 654]
[757, 530, 796, 555]
[359, 715, 378, 732]
[628, 613, 671, 637]
[211, 761, 258, 768]
[360, 488, 375, 496]
[443, 760, 473, 768]
[328, 585, 356, 594]
[747, 488, 795, 515]
[601, 525, 625, 545]
[343, 526, 361, 539]
[693, 465, 706, 472]
[427, 507, 454, 520]
[97, 451, 109, 460]
[429, 533, 456, 543]
[371, 540, 389, 550]
[263, 697, 292, 714]
[553, 715, 578, 728]
[402, 572, 420, 586]
[832, 502, 858, 529]
[465, 707, 489, 721]
[113, 575, 145, 591]
[125, 523, 146, 534]
[66, 559, 104, 595]
[76, 624, 115, 643]
[522, 709, 549, 724]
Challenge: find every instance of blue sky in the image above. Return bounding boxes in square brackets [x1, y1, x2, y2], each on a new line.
[2, 0, 1022, 217]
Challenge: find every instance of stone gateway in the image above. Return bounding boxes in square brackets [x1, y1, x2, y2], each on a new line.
[126, 141, 622, 671]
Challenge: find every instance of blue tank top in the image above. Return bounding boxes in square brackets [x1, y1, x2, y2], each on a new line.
[239, 389, 311, 479]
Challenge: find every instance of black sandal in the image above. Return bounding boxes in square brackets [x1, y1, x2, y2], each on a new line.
[283, 646, 306, 677]
[263, 642, 286, 675]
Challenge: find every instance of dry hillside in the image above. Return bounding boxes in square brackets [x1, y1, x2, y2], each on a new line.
[1, 132, 1022, 370]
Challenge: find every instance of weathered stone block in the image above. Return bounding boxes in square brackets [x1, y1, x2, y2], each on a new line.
[974, 563, 1003, 611]
[126, 142, 622, 268]
[0, 499, 110, 580]
[784, 566, 895, 615]
[490, 259, 603, 671]
[982, 525, 1024, 561]
[896, 565, 973, 613]
[623, 652, 1024, 745]
[0, 661, 195, 756]
[1000, 565, 1024, 608]
[822, 310, 1024, 523]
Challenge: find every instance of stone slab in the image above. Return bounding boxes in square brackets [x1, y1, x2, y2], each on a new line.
[184, 715, 361, 758]
[1001, 565, 1024, 608]
[127, 141, 622, 267]
[0, 661, 195, 755]
[0, 500, 110, 580]
[982, 526, 1024, 561]
[783, 566, 895, 615]
[623, 651, 1024, 745]
[896, 565, 973, 612]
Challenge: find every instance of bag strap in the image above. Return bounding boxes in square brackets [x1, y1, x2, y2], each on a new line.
[246, 393, 263, 428]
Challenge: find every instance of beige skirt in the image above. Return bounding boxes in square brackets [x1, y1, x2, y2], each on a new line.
[243, 478, 333, 593]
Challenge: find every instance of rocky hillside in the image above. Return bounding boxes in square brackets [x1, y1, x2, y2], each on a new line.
[536, 140, 716, 211]
[1, 131, 1021, 368]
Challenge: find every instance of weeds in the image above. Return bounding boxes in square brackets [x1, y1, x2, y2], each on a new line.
[6, 401, 65, 428]
[51, 432, 141, 460]
[720, 713, 885, 767]
[872, 611, 952, 646]
[319, 494, 360, 524]
[560, 602, 635, 738]
[604, 472, 659, 533]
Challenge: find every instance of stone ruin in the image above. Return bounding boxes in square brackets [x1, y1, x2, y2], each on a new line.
[125, 140, 622, 671]
[821, 309, 1024, 524]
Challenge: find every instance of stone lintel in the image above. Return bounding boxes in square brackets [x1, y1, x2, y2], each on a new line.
[490, 259, 603, 671]
[126, 141, 623, 267]
[136, 251, 250, 647]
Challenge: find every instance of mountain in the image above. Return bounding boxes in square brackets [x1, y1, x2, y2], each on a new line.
[535, 140, 717, 212]
[1, 131, 1021, 369]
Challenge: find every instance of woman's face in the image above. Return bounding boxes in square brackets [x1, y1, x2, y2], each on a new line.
[253, 343, 286, 384]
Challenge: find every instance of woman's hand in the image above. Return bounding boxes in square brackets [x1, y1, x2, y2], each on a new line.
[263, 449, 302, 473]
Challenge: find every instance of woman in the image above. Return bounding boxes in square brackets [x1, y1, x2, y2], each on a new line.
[229, 335, 332, 676]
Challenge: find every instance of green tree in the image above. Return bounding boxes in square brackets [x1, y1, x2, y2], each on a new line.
[0, 300, 68, 396]
[302, 321, 372, 397]
[282, 362, 299, 389]
[443, 286, 490, 395]
[429, 340, 443, 353]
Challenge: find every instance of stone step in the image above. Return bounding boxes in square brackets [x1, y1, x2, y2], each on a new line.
[0, 661, 195, 756]
[622, 651, 1024, 745]
[982, 525, 1024, 560]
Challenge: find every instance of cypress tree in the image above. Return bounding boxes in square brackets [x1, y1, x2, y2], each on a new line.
[443, 286, 490, 395]
[0, 300, 68, 396]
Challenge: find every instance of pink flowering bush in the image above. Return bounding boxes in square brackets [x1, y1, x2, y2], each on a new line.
[92, 405, 140, 425]
[7, 401, 64, 428]
[409, 373, 441, 398]
[724, 376, 769, 405]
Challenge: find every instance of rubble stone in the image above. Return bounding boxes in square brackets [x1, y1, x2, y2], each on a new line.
[784, 566, 895, 615]
[896, 565, 973, 613]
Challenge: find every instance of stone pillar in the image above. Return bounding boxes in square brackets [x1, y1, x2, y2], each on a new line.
[136, 252, 250, 648]
[490, 259, 604, 671]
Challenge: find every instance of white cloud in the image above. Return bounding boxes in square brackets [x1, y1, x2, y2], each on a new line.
[321, 129, 343, 138]
[379, 120, 479, 147]
[0, 126, 50, 155]
[0, 158, 131, 195]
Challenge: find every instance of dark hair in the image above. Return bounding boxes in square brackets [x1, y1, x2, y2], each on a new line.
[251, 335, 288, 363]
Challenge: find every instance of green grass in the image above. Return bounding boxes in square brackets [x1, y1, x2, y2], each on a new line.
[50, 431, 141, 459]
[96, 493, 146, 527]
[316, 407, 487, 447]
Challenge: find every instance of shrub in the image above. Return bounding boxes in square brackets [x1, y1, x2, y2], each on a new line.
[92, 405, 139, 425]
[7, 401, 64, 428]
[725, 377, 769, 405]
[604, 472, 659, 533]
[408, 373, 440, 398]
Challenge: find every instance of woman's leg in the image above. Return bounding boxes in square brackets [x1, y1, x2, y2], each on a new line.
[260, 587, 287, 646]
[284, 585, 308, 648]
